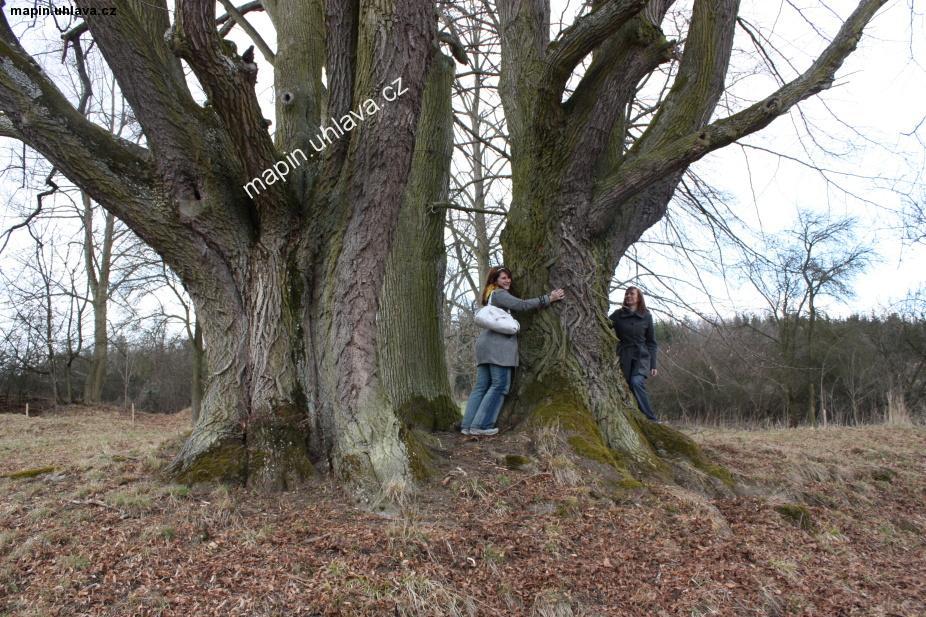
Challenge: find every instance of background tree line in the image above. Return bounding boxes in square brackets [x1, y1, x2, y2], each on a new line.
[0, 325, 197, 415]
[650, 309, 926, 427]
[5, 282, 924, 430]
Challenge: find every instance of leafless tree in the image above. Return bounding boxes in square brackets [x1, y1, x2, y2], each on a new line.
[739, 211, 873, 424]
[0, 0, 469, 494]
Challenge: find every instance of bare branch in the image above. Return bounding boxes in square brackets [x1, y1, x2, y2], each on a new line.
[544, 0, 646, 98]
[438, 30, 470, 65]
[171, 0, 285, 210]
[216, 0, 275, 65]
[589, 0, 888, 234]
[430, 201, 507, 216]
[218, 0, 266, 35]
[0, 170, 58, 254]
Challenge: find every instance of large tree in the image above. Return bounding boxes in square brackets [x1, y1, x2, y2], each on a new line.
[493, 0, 887, 481]
[0, 0, 458, 497]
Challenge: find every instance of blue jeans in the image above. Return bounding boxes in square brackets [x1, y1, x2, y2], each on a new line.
[628, 373, 658, 421]
[461, 364, 512, 430]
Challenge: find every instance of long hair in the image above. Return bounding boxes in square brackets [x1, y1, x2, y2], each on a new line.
[480, 266, 512, 305]
[623, 286, 648, 313]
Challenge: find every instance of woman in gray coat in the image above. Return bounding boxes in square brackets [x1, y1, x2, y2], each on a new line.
[461, 266, 565, 436]
[608, 286, 659, 421]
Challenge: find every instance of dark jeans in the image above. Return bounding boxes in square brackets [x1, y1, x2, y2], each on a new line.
[627, 372, 657, 421]
[461, 364, 512, 430]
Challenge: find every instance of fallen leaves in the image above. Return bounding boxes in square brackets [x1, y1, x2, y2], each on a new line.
[1, 410, 925, 615]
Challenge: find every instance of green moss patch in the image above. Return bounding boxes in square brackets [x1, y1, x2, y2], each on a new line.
[524, 380, 622, 470]
[616, 477, 645, 490]
[2, 466, 57, 479]
[501, 454, 533, 471]
[775, 503, 816, 532]
[401, 426, 439, 482]
[567, 435, 619, 467]
[640, 421, 735, 488]
[395, 395, 460, 431]
[173, 440, 247, 485]
[519, 376, 651, 494]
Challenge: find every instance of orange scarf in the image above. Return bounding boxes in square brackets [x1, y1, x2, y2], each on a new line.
[483, 283, 499, 305]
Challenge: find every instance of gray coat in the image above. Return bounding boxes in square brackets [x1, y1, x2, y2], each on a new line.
[608, 307, 658, 378]
[475, 289, 550, 367]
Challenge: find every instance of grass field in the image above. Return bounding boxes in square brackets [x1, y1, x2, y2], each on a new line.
[1, 407, 924, 616]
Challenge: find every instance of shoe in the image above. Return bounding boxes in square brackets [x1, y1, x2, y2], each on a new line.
[460, 428, 472, 435]
[469, 427, 499, 436]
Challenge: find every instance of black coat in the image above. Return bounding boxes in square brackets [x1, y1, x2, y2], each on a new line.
[608, 307, 658, 378]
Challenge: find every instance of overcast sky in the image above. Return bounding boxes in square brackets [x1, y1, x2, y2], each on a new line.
[613, 0, 926, 318]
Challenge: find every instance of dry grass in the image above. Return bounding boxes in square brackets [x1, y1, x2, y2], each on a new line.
[0, 405, 190, 477]
[1, 407, 924, 616]
[531, 421, 582, 487]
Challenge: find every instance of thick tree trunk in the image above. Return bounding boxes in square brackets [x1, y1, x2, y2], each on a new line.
[170, 248, 314, 490]
[502, 184, 733, 491]
[170, 48, 454, 498]
[500, 167, 662, 482]
[490, 0, 751, 493]
[379, 54, 458, 432]
[303, 46, 451, 498]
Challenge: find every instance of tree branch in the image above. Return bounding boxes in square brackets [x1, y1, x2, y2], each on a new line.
[218, 0, 266, 35]
[559, 10, 677, 203]
[320, 0, 359, 175]
[0, 10, 247, 295]
[430, 201, 507, 216]
[438, 31, 469, 65]
[216, 0, 275, 65]
[0, 16, 153, 199]
[497, 0, 550, 147]
[172, 0, 285, 209]
[71, 0, 207, 203]
[588, 0, 887, 235]
[543, 0, 646, 98]
[0, 169, 57, 254]
[625, 0, 739, 157]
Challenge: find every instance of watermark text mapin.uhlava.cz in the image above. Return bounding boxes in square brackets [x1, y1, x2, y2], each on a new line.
[244, 77, 409, 199]
[7, 4, 117, 17]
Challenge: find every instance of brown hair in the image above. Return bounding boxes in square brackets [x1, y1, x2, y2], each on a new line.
[481, 266, 512, 305]
[623, 286, 647, 313]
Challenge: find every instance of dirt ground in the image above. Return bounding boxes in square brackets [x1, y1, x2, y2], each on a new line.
[1, 407, 924, 616]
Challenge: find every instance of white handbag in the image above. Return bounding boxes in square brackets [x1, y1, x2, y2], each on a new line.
[474, 293, 520, 335]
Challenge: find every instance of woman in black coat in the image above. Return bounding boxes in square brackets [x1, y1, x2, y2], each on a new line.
[608, 286, 659, 422]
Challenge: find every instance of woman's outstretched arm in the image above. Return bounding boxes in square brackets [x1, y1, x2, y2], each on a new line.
[491, 289, 549, 312]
